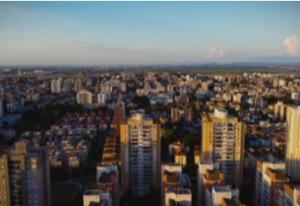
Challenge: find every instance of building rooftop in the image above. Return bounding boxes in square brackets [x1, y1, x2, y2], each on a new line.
[213, 186, 231, 193]
[222, 198, 243, 206]
[84, 190, 101, 196]
[167, 188, 191, 194]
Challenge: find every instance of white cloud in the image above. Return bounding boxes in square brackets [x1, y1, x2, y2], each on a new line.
[284, 35, 300, 56]
[206, 47, 229, 58]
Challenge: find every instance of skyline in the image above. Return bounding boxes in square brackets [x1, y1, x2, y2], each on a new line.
[1, 2, 300, 66]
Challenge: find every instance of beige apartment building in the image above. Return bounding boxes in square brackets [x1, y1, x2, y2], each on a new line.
[120, 112, 161, 197]
[277, 184, 300, 206]
[201, 108, 245, 188]
[255, 161, 288, 206]
[0, 140, 52, 206]
[286, 106, 300, 181]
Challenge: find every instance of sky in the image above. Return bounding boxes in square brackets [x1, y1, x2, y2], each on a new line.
[0, 1, 300, 66]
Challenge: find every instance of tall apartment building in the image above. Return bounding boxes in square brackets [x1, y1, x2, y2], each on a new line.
[64, 78, 73, 93]
[197, 161, 224, 206]
[161, 164, 192, 206]
[171, 107, 181, 123]
[208, 186, 244, 206]
[201, 108, 245, 187]
[184, 107, 193, 123]
[291, 91, 300, 102]
[255, 161, 288, 206]
[74, 78, 83, 93]
[76, 90, 93, 105]
[274, 101, 288, 121]
[277, 184, 300, 206]
[98, 92, 111, 104]
[51, 78, 62, 94]
[0, 140, 52, 206]
[286, 106, 300, 181]
[97, 164, 120, 206]
[164, 188, 192, 206]
[83, 190, 111, 206]
[120, 112, 161, 197]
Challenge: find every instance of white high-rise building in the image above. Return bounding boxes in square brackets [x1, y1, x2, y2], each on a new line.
[76, 90, 93, 105]
[51, 78, 62, 94]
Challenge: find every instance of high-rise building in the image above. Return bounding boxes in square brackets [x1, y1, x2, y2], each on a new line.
[291, 91, 300, 102]
[97, 164, 120, 206]
[197, 161, 224, 206]
[161, 164, 192, 206]
[285, 106, 300, 181]
[120, 112, 161, 197]
[201, 108, 245, 187]
[164, 188, 192, 206]
[171, 107, 181, 123]
[184, 107, 193, 123]
[98, 92, 111, 104]
[64, 78, 73, 93]
[83, 190, 111, 206]
[76, 90, 93, 105]
[0, 140, 52, 206]
[255, 161, 288, 206]
[201, 82, 210, 91]
[74, 78, 83, 93]
[208, 186, 244, 206]
[51, 78, 62, 94]
[277, 184, 300, 206]
[274, 101, 287, 121]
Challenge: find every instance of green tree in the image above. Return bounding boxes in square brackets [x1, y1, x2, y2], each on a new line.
[162, 128, 176, 140]
[133, 95, 150, 108]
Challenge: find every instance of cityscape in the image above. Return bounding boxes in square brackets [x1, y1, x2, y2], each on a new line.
[1, 2, 300, 206]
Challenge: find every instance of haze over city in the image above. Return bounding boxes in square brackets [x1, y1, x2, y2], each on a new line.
[1, 1, 300, 66]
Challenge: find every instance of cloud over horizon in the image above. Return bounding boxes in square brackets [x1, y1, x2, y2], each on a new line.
[206, 47, 230, 58]
[284, 35, 300, 56]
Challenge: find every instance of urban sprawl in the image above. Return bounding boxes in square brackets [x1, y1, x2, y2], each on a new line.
[0, 67, 300, 206]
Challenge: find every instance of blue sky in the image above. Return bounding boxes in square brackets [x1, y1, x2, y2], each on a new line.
[0, 2, 300, 65]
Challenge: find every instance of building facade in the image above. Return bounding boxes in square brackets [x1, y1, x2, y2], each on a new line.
[201, 108, 245, 188]
[97, 164, 120, 206]
[120, 112, 161, 197]
[76, 90, 93, 105]
[255, 161, 288, 206]
[286, 106, 300, 181]
[0, 141, 52, 206]
[197, 161, 224, 206]
[277, 184, 300, 206]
